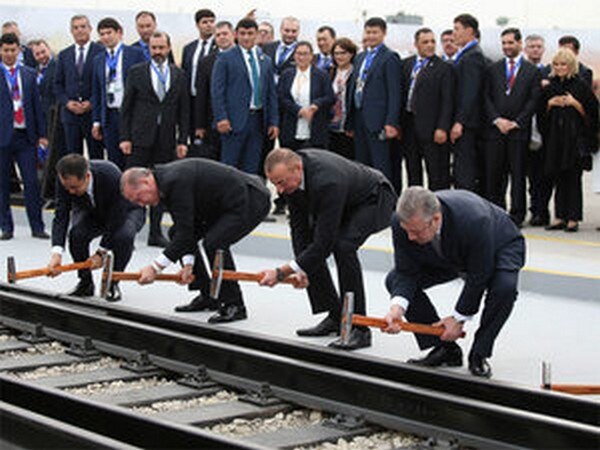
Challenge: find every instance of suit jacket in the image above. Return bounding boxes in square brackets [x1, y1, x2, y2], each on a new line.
[120, 62, 189, 157]
[131, 40, 175, 64]
[154, 159, 270, 262]
[53, 41, 104, 124]
[195, 50, 219, 130]
[21, 45, 36, 68]
[211, 46, 279, 132]
[263, 40, 296, 76]
[387, 189, 525, 316]
[181, 38, 218, 92]
[453, 43, 486, 129]
[483, 58, 541, 141]
[285, 149, 394, 273]
[37, 58, 57, 119]
[401, 54, 454, 142]
[0, 65, 45, 146]
[278, 66, 335, 147]
[346, 44, 402, 132]
[91, 45, 146, 126]
[51, 160, 141, 249]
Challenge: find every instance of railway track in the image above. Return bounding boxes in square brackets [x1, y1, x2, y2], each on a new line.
[0, 282, 598, 449]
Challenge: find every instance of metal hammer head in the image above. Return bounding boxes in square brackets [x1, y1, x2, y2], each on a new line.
[339, 292, 355, 345]
[7, 256, 16, 284]
[99, 251, 114, 298]
[209, 249, 224, 301]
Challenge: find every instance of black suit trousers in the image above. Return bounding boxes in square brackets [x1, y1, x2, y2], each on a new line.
[452, 128, 479, 192]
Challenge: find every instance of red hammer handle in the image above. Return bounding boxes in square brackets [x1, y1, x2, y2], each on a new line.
[15, 260, 95, 281]
[351, 314, 466, 338]
[218, 270, 299, 286]
[110, 272, 188, 282]
[544, 385, 600, 395]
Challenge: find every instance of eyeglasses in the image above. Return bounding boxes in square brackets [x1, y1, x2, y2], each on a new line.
[333, 50, 349, 56]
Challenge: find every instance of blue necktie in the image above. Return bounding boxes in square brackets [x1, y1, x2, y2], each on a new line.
[248, 50, 262, 108]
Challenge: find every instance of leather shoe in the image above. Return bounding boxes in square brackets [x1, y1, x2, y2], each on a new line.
[468, 353, 492, 378]
[105, 282, 122, 302]
[328, 327, 371, 350]
[147, 234, 169, 248]
[32, 231, 50, 239]
[208, 304, 247, 323]
[407, 343, 463, 367]
[174, 294, 218, 312]
[296, 316, 340, 337]
[545, 221, 565, 231]
[564, 223, 579, 233]
[0, 231, 13, 240]
[529, 215, 549, 227]
[68, 279, 95, 297]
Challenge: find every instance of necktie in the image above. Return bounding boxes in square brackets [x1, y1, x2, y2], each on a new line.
[406, 58, 423, 112]
[156, 64, 166, 101]
[76, 46, 85, 76]
[277, 45, 288, 67]
[10, 68, 24, 125]
[507, 58, 516, 91]
[200, 39, 208, 57]
[248, 50, 261, 109]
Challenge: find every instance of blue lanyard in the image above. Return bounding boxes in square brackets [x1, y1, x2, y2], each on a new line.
[150, 61, 169, 88]
[1, 63, 20, 98]
[412, 57, 429, 77]
[277, 43, 296, 65]
[37, 65, 47, 85]
[361, 44, 382, 81]
[139, 40, 150, 60]
[505, 55, 522, 82]
[454, 39, 478, 65]
[105, 45, 123, 80]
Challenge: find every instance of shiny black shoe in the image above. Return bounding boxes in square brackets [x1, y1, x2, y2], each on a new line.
[147, 234, 169, 248]
[208, 304, 247, 323]
[68, 279, 95, 297]
[545, 221, 565, 231]
[174, 294, 218, 312]
[468, 353, 492, 378]
[529, 215, 549, 227]
[105, 282, 122, 302]
[0, 231, 13, 240]
[296, 316, 340, 337]
[272, 203, 286, 215]
[407, 343, 463, 367]
[32, 231, 50, 239]
[328, 327, 371, 350]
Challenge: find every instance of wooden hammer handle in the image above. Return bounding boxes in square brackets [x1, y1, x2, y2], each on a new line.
[544, 385, 600, 395]
[110, 272, 184, 282]
[219, 270, 298, 286]
[15, 260, 94, 280]
[351, 314, 466, 338]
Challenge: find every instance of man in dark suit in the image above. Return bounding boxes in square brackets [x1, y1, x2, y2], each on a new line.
[194, 21, 235, 160]
[383, 187, 525, 378]
[0, 33, 48, 240]
[91, 17, 145, 169]
[482, 28, 541, 227]
[278, 41, 335, 149]
[261, 148, 397, 350]
[262, 16, 300, 79]
[440, 29, 457, 62]
[450, 14, 486, 192]
[1, 22, 35, 68]
[48, 154, 144, 301]
[346, 17, 402, 192]
[401, 28, 454, 191]
[30, 40, 57, 135]
[53, 15, 104, 159]
[211, 18, 279, 175]
[121, 159, 271, 322]
[120, 31, 189, 248]
[131, 11, 175, 64]
[314, 26, 336, 72]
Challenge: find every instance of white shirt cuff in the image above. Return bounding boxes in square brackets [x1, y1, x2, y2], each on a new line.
[289, 260, 306, 275]
[182, 254, 195, 266]
[154, 253, 173, 269]
[92, 121, 100, 128]
[453, 310, 474, 322]
[391, 296, 410, 311]
[51, 246, 64, 255]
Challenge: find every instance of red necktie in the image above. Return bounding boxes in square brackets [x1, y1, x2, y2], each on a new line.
[10, 68, 24, 125]
[508, 59, 516, 90]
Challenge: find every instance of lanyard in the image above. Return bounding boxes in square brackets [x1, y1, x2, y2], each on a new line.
[150, 61, 169, 88]
[412, 57, 429, 78]
[505, 55, 522, 82]
[360, 44, 382, 81]
[1, 63, 20, 98]
[454, 39, 478, 65]
[277, 42, 296, 65]
[37, 65, 47, 85]
[105, 45, 123, 81]
[139, 40, 150, 60]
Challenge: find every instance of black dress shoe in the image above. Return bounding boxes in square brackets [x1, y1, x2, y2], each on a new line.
[0, 231, 13, 240]
[328, 327, 371, 350]
[32, 231, 50, 239]
[564, 223, 579, 233]
[174, 294, 218, 312]
[529, 215, 549, 227]
[272, 203, 286, 215]
[105, 282, 122, 302]
[208, 304, 247, 323]
[147, 234, 169, 248]
[545, 221, 565, 230]
[296, 316, 340, 337]
[468, 353, 492, 378]
[68, 279, 95, 297]
[407, 343, 463, 367]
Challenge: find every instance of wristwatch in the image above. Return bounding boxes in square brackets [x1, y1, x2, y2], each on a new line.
[275, 267, 286, 282]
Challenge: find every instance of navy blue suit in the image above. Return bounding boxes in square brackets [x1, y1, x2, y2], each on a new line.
[211, 46, 278, 174]
[346, 44, 402, 191]
[91, 44, 145, 168]
[386, 190, 525, 358]
[53, 41, 104, 159]
[0, 65, 45, 234]
[278, 66, 335, 149]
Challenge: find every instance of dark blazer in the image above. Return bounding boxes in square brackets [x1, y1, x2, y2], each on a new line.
[211, 46, 279, 132]
[37, 58, 57, 118]
[285, 149, 394, 272]
[387, 190, 525, 316]
[0, 65, 45, 146]
[53, 41, 104, 124]
[154, 159, 270, 262]
[181, 38, 217, 90]
[262, 40, 296, 76]
[131, 39, 175, 64]
[194, 50, 219, 130]
[51, 160, 141, 249]
[91, 44, 146, 126]
[120, 62, 189, 157]
[401, 54, 454, 142]
[453, 43, 486, 129]
[483, 58, 541, 141]
[278, 66, 335, 147]
[346, 44, 402, 132]
[21, 45, 36, 68]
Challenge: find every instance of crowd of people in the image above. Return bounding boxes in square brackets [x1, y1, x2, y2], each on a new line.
[1, 10, 599, 378]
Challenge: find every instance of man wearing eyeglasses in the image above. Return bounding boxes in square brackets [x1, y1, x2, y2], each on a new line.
[383, 187, 524, 378]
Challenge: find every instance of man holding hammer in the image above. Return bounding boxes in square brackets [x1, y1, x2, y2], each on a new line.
[383, 187, 525, 377]
[261, 148, 397, 350]
[121, 159, 271, 323]
[48, 154, 145, 300]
